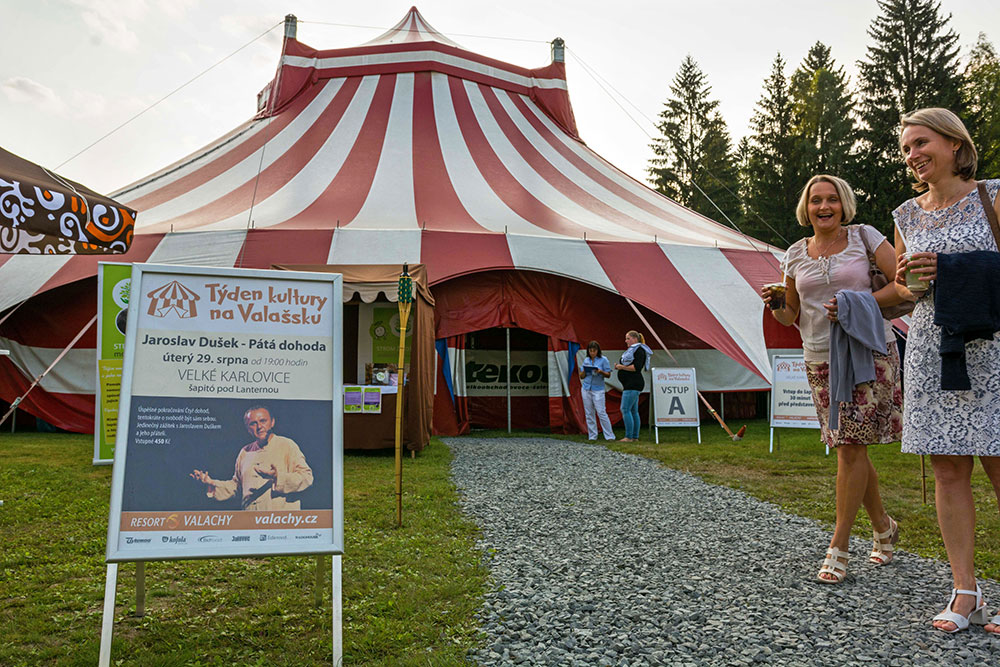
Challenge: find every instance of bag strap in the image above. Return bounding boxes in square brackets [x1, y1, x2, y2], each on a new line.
[857, 224, 877, 263]
[978, 181, 1000, 250]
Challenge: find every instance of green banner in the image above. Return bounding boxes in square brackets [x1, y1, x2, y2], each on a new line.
[99, 359, 123, 446]
[96, 263, 132, 462]
[370, 306, 412, 365]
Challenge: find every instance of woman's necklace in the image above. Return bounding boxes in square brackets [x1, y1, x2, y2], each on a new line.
[923, 184, 975, 211]
[811, 227, 843, 257]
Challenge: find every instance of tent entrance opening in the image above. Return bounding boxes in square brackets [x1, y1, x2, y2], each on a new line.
[466, 328, 548, 430]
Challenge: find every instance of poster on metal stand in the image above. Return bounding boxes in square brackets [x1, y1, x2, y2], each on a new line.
[94, 262, 132, 465]
[768, 355, 821, 454]
[99, 264, 343, 666]
[651, 367, 700, 443]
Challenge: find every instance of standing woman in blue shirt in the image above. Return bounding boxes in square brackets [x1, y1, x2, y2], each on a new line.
[579, 340, 615, 441]
[615, 330, 648, 442]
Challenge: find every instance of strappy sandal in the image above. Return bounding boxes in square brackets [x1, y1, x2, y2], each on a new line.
[817, 547, 849, 584]
[932, 585, 988, 633]
[869, 516, 899, 565]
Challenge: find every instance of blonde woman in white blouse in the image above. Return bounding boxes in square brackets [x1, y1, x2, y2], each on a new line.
[761, 174, 909, 584]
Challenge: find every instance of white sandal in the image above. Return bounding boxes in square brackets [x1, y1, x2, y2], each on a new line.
[817, 547, 849, 584]
[932, 585, 988, 633]
[869, 516, 899, 565]
[986, 613, 1000, 635]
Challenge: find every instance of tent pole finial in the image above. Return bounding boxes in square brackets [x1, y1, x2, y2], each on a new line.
[284, 14, 297, 40]
[551, 37, 565, 63]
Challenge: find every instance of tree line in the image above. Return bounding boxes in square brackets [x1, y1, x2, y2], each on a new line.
[647, 0, 1000, 247]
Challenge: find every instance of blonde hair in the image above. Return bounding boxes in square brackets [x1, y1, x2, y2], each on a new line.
[899, 107, 977, 192]
[795, 174, 857, 227]
[625, 330, 642, 344]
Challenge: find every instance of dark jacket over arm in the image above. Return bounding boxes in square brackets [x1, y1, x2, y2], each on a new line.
[934, 251, 1000, 390]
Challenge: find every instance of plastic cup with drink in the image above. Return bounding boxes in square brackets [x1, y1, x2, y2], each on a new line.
[904, 252, 927, 292]
[764, 282, 786, 310]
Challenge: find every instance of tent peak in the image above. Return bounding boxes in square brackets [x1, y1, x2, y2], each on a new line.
[361, 7, 462, 48]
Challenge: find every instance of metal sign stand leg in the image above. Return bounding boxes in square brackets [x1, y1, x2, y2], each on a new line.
[135, 561, 146, 617]
[98, 563, 119, 667]
[696, 426, 701, 444]
[314, 555, 323, 608]
[332, 554, 343, 666]
[654, 425, 659, 444]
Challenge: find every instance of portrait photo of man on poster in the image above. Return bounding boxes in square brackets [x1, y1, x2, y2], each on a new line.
[190, 405, 314, 511]
[120, 397, 332, 513]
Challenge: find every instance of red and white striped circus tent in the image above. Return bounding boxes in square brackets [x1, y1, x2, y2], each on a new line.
[0, 7, 798, 434]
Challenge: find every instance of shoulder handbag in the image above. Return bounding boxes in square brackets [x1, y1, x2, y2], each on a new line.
[977, 181, 1000, 249]
[859, 224, 915, 320]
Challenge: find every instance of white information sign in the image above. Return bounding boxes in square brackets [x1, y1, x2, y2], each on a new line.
[105, 264, 343, 562]
[769, 356, 820, 428]
[651, 367, 700, 443]
[769, 355, 821, 453]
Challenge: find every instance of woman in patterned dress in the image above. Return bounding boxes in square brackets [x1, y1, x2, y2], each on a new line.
[762, 174, 905, 584]
[893, 108, 1000, 634]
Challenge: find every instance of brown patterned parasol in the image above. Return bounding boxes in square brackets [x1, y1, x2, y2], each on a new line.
[0, 146, 135, 254]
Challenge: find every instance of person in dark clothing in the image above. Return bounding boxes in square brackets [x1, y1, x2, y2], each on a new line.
[614, 330, 647, 442]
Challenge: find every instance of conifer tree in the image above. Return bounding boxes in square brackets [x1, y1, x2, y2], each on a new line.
[648, 55, 741, 225]
[742, 54, 802, 246]
[790, 42, 855, 177]
[854, 0, 962, 231]
[962, 33, 1000, 179]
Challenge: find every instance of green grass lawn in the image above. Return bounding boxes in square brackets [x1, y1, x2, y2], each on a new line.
[0, 433, 487, 666]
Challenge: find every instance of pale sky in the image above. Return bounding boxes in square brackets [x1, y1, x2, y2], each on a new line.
[1, 1, 996, 195]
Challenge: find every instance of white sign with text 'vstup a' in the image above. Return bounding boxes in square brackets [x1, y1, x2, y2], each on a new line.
[651, 367, 699, 427]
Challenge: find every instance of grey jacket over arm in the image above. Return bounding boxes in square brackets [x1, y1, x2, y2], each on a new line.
[828, 290, 887, 431]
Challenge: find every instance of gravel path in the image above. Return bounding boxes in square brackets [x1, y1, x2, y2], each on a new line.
[447, 437, 1000, 666]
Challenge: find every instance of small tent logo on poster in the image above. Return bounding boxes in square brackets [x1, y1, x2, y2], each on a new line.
[146, 281, 201, 318]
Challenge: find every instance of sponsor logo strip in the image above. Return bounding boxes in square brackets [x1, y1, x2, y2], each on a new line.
[121, 510, 333, 531]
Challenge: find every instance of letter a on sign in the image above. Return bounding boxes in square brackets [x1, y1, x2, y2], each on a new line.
[668, 397, 685, 414]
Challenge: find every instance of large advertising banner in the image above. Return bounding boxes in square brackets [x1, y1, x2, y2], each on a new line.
[94, 262, 132, 464]
[462, 350, 548, 396]
[105, 265, 343, 562]
[651, 367, 700, 427]
[769, 355, 820, 428]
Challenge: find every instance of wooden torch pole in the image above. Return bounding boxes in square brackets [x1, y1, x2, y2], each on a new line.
[394, 266, 413, 528]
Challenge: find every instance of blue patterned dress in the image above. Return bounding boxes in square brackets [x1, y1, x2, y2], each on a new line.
[893, 179, 1000, 456]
